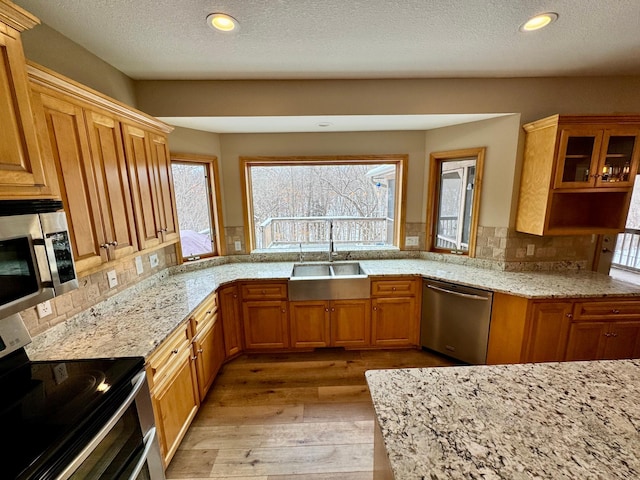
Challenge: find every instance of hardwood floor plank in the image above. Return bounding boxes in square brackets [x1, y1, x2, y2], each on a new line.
[316, 385, 371, 403]
[179, 421, 373, 450]
[164, 449, 218, 478]
[194, 404, 304, 426]
[303, 402, 375, 423]
[212, 386, 321, 406]
[210, 444, 373, 477]
[268, 473, 373, 480]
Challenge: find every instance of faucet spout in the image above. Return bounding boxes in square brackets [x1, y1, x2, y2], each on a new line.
[328, 220, 335, 261]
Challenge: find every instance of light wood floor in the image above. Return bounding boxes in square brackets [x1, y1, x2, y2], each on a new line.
[165, 348, 458, 480]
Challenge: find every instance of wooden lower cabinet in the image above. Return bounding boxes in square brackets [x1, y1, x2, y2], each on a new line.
[193, 317, 225, 400]
[488, 295, 640, 364]
[148, 346, 199, 467]
[219, 284, 243, 357]
[242, 300, 289, 350]
[289, 299, 371, 348]
[566, 320, 640, 361]
[371, 297, 418, 347]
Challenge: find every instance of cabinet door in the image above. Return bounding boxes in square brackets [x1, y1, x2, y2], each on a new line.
[371, 297, 418, 347]
[331, 299, 371, 347]
[0, 28, 56, 198]
[554, 127, 603, 188]
[38, 93, 106, 272]
[150, 348, 199, 467]
[595, 129, 640, 188]
[565, 322, 608, 361]
[524, 302, 572, 362]
[219, 285, 243, 357]
[85, 110, 138, 260]
[242, 300, 289, 350]
[193, 317, 224, 400]
[602, 321, 640, 360]
[122, 123, 163, 250]
[290, 301, 330, 348]
[149, 133, 179, 243]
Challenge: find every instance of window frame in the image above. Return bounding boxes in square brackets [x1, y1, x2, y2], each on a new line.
[240, 154, 408, 252]
[170, 152, 226, 261]
[426, 147, 485, 257]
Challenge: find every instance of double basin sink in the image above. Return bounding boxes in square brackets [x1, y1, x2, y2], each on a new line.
[288, 261, 371, 301]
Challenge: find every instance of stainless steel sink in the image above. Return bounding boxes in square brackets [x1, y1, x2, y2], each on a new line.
[288, 262, 370, 300]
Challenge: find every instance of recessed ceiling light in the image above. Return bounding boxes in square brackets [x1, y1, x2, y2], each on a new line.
[520, 12, 558, 32]
[207, 13, 239, 32]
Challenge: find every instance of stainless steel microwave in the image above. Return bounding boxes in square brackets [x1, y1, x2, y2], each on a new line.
[0, 202, 78, 321]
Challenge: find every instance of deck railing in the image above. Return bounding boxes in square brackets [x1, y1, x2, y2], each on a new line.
[257, 216, 393, 249]
[613, 228, 640, 272]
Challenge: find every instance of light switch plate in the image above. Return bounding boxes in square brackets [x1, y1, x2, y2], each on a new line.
[135, 255, 144, 275]
[234, 241, 242, 251]
[37, 300, 53, 318]
[149, 253, 159, 268]
[107, 270, 118, 288]
[526, 244, 535, 256]
[53, 363, 68, 384]
[405, 236, 419, 246]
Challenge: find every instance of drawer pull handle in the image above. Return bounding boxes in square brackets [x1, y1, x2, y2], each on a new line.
[206, 310, 213, 315]
[191, 355, 198, 361]
[197, 348, 203, 353]
[612, 309, 620, 314]
[172, 348, 179, 354]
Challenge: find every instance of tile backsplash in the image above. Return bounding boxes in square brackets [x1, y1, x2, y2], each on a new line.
[20, 245, 178, 336]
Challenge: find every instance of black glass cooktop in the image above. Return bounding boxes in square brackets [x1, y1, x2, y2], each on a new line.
[0, 349, 144, 480]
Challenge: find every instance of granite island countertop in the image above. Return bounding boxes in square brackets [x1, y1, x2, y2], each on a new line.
[26, 258, 640, 362]
[366, 360, 640, 479]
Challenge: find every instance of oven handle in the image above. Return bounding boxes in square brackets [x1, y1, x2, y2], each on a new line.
[127, 427, 157, 480]
[56, 371, 148, 480]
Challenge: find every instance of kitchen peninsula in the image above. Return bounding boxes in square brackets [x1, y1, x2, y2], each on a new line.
[366, 359, 640, 479]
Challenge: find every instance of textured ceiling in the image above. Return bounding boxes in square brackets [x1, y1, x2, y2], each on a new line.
[14, 0, 640, 80]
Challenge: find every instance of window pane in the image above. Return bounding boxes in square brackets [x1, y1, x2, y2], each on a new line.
[249, 163, 396, 250]
[435, 159, 476, 252]
[171, 163, 214, 258]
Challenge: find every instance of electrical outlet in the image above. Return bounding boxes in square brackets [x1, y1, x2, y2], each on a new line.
[107, 269, 118, 288]
[234, 241, 242, 251]
[526, 244, 535, 256]
[37, 300, 53, 318]
[405, 236, 419, 246]
[135, 255, 144, 275]
[149, 253, 159, 268]
[53, 363, 68, 384]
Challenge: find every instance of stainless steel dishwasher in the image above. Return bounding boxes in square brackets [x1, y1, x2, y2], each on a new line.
[421, 279, 493, 364]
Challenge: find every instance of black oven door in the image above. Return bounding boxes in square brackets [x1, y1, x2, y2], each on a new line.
[58, 372, 164, 480]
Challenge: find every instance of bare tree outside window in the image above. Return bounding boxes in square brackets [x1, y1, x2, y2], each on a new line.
[242, 157, 406, 251]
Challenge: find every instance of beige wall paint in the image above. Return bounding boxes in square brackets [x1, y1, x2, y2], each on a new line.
[424, 115, 522, 228]
[219, 131, 426, 228]
[20, 24, 137, 106]
[168, 126, 221, 157]
[135, 77, 640, 124]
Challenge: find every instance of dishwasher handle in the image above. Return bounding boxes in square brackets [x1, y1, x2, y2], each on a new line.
[426, 283, 490, 301]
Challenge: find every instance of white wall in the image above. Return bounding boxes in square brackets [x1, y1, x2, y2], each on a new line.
[424, 115, 522, 228]
[218, 131, 426, 228]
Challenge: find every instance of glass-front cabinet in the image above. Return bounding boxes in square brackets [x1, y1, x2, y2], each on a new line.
[555, 127, 640, 189]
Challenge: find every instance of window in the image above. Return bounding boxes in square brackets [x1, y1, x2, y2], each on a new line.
[427, 148, 485, 256]
[240, 155, 407, 252]
[171, 154, 225, 260]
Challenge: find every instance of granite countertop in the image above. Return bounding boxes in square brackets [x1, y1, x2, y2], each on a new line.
[366, 360, 640, 479]
[25, 258, 640, 362]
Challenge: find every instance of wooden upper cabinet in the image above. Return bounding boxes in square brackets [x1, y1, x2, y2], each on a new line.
[85, 111, 138, 261]
[149, 132, 179, 244]
[0, 3, 58, 198]
[123, 123, 178, 250]
[516, 114, 640, 236]
[37, 92, 106, 272]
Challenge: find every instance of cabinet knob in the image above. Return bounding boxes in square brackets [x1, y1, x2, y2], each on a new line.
[392, 287, 396, 291]
[233, 294, 238, 298]
[171, 348, 179, 354]
[191, 355, 198, 361]
[325, 308, 330, 312]
[281, 309, 286, 313]
[197, 348, 203, 353]
[331, 308, 335, 312]
[566, 313, 573, 319]
[612, 309, 620, 314]
[373, 306, 378, 311]
[100, 243, 109, 249]
[109, 241, 118, 247]
[206, 310, 212, 315]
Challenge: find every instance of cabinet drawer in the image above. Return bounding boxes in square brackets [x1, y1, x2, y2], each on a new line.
[241, 282, 287, 300]
[573, 300, 640, 320]
[192, 293, 218, 335]
[371, 278, 418, 297]
[146, 322, 192, 390]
